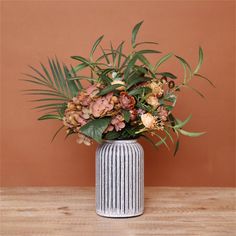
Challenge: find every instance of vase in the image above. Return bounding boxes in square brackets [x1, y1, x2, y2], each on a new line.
[95, 139, 144, 218]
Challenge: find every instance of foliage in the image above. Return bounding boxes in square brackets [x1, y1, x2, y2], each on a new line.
[23, 21, 214, 155]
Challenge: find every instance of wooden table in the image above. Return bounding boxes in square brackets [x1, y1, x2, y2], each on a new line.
[0, 187, 235, 236]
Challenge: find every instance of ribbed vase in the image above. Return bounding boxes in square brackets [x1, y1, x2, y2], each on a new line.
[96, 139, 144, 218]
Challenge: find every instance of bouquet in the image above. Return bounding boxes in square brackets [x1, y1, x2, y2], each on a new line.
[23, 21, 213, 155]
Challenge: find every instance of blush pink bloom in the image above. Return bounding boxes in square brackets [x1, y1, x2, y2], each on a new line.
[111, 114, 125, 131]
[86, 84, 99, 97]
[157, 106, 168, 121]
[90, 93, 114, 118]
[104, 124, 114, 133]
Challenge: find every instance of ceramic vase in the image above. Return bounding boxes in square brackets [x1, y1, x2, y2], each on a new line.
[96, 139, 144, 218]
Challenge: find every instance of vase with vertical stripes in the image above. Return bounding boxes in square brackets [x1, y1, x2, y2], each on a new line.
[96, 139, 144, 218]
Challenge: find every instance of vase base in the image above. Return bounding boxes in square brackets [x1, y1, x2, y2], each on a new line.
[96, 210, 144, 218]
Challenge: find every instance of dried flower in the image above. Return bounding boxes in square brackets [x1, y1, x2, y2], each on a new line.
[111, 80, 126, 91]
[157, 106, 168, 121]
[111, 114, 125, 131]
[76, 133, 92, 146]
[146, 94, 159, 108]
[119, 92, 136, 110]
[148, 81, 164, 97]
[168, 81, 175, 89]
[141, 113, 157, 129]
[90, 93, 114, 118]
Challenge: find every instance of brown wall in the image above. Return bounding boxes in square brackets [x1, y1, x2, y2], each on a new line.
[1, 0, 235, 187]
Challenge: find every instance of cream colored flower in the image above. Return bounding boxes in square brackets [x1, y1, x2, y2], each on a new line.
[76, 133, 92, 146]
[141, 113, 157, 129]
[146, 94, 159, 108]
[148, 82, 164, 96]
[111, 80, 126, 91]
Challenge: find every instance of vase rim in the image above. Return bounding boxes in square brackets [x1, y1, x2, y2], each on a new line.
[103, 139, 138, 144]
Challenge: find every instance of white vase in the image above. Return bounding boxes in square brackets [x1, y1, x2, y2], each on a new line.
[96, 139, 144, 218]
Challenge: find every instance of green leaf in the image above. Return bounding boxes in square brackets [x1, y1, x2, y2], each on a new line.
[40, 63, 53, 85]
[179, 129, 206, 137]
[194, 74, 215, 87]
[185, 85, 205, 98]
[72, 63, 89, 72]
[193, 47, 203, 74]
[123, 110, 130, 122]
[163, 128, 174, 143]
[90, 35, 104, 60]
[174, 139, 180, 156]
[155, 136, 168, 148]
[154, 53, 173, 72]
[128, 86, 152, 96]
[117, 41, 125, 68]
[136, 49, 161, 55]
[127, 76, 150, 89]
[104, 131, 121, 140]
[132, 21, 144, 48]
[97, 84, 125, 96]
[138, 54, 156, 75]
[156, 72, 177, 79]
[28, 65, 49, 84]
[175, 55, 192, 83]
[140, 134, 157, 148]
[110, 42, 116, 66]
[80, 118, 111, 143]
[38, 114, 63, 121]
[174, 115, 192, 129]
[134, 41, 159, 48]
[98, 46, 110, 64]
[51, 125, 65, 143]
[124, 54, 139, 81]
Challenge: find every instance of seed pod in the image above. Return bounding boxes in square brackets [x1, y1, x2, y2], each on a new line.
[160, 76, 168, 84]
[168, 80, 175, 89]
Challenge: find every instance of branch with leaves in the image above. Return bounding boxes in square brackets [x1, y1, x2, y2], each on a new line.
[23, 21, 214, 155]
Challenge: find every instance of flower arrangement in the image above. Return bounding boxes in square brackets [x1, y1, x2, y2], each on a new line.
[23, 21, 213, 155]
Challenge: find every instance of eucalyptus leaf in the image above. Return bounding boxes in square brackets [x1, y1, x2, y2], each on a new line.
[97, 84, 125, 96]
[193, 47, 203, 74]
[132, 21, 144, 48]
[179, 129, 206, 137]
[174, 115, 192, 129]
[154, 53, 173, 72]
[90, 35, 104, 60]
[38, 114, 63, 121]
[194, 74, 215, 87]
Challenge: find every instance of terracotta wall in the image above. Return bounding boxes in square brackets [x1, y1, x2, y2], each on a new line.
[1, 0, 235, 186]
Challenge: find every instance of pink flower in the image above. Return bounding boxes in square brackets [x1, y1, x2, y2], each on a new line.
[111, 114, 125, 131]
[157, 106, 168, 121]
[119, 92, 136, 110]
[104, 125, 114, 133]
[90, 93, 114, 118]
[86, 84, 99, 97]
[130, 109, 137, 121]
[137, 108, 145, 115]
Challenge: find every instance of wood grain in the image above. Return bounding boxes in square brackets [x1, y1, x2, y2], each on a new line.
[0, 187, 235, 236]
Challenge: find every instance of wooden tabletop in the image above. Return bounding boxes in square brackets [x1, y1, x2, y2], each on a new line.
[0, 187, 235, 236]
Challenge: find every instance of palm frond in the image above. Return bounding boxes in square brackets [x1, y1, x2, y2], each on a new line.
[23, 58, 80, 121]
